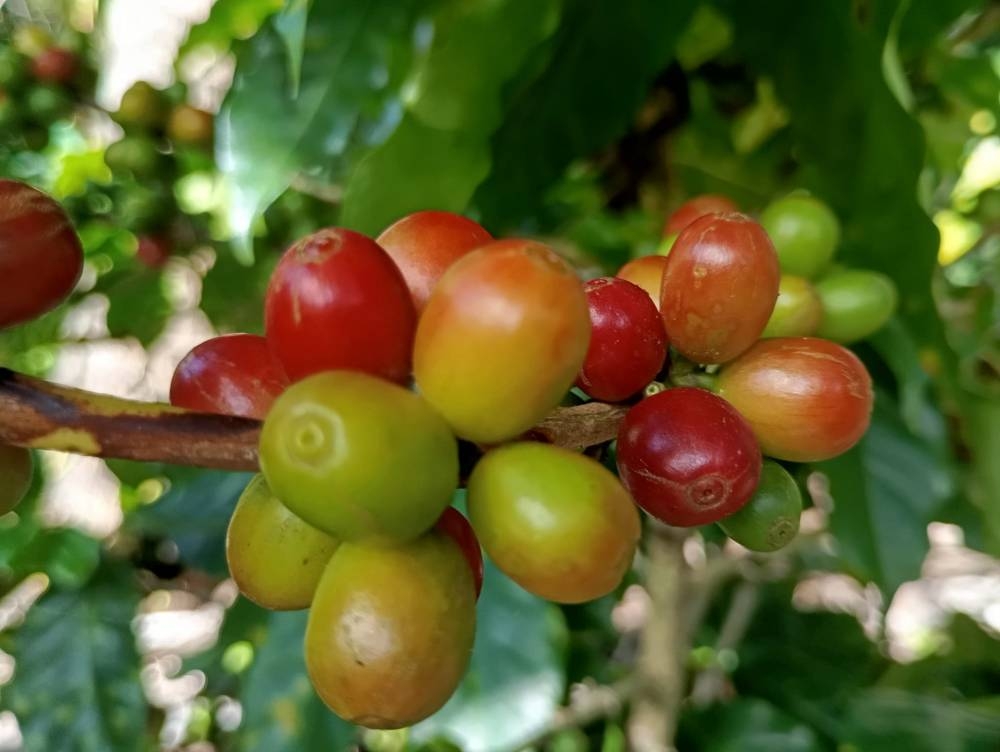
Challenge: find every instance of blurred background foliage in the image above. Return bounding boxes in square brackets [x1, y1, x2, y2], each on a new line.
[1, 0, 1000, 750]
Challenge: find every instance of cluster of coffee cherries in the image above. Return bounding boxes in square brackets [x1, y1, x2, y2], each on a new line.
[0, 27, 90, 152]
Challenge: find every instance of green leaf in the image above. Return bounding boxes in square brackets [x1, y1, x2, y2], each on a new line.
[839, 688, 1000, 752]
[819, 391, 952, 596]
[474, 0, 699, 228]
[339, 0, 562, 234]
[713, 0, 941, 341]
[6, 564, 145, 752]
[959, 392, 1000, 553]
[102, 269, 172, 346]
[410, 562, 568, 752]
[239, 610, 357, 751]
[273, 0, 312, 96]
[127, 470, 252, 576]
[8, 527, 101, 589]
[682, 699, 822, 752]
[217, 0, 430, 256]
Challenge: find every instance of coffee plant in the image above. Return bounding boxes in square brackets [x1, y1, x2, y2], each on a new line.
[1, 1, 1000, 751]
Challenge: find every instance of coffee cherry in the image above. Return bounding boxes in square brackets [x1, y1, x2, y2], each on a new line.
[135, 234, 172, 269]
[0, 179, 83, 328]
[815, 268, 898, 343]
[617, 387, 761, 527]
[104, 135, 164, 177]
[435, 506, 483, 599]
[114, 81, 167, 129]
[0, 47, 26, 89]
[25, 84, 72, 122]
[0, 444, 33, 515]
[717, 337, 873, 462]
[225, 474, 338, 610]
[718, 460, 801, 552]
[762, 274, 823, 338]
[305, 530, 476, 728]
[12, 27, 52, 59]
[0, 89, 20, 130]
[376, 210, 492, 313]
[29, 47, 78, 85]
[660, 213, 780, 364]
[616, 255, 667, 309]
[663, 193, 738, 236]
[265, 228, 416, 384]
[575, 277, 667, 402]
[259, 371, 457, 542]
[170, 334, 289, 420]
[760, 194, 840, 278]
[468, 442, 640, 603]
[414, 239, 590, 444]
[166, 104, 213, 145]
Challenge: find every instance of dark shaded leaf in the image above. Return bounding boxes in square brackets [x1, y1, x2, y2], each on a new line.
[681, 699, 822, 752]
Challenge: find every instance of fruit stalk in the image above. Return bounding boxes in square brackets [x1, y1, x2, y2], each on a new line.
[0, 368, 627, 467]
[627, 522, 690, 752]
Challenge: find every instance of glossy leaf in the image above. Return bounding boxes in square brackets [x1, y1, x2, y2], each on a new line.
[6, 565, 144, 752]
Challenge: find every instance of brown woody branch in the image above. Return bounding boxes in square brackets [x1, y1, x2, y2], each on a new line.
[0, 368, 628, 470]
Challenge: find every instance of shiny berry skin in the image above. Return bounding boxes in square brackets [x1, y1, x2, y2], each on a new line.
[617, 387, 762, 527]
[468, 442, 640, 603]
[413, 239, 590, 444]
[616, 255, 667, 309]
[170, 334, 289, 420]
[135, 234, 171, 269]
[225, 474, 339, 610]
[305, 530, 475, 729]
[718, 460, 802, 552]
[717, 337, 873, 462]
[760, 194, 840, 278]
[0, 179, 83, 328]
[575, 277, 667, 402]
[0, 445, 33, 515]
[259, 371, 458, 542]
[663, 194, 738, 236]
[265, 228, 417, 384]
[815, 268, 898, 344]
[376, 210, 493, 313]
[29, 47, 78, 85]
[762, 274, 823, 338]
[659, 213, 780, 364]
[435, 506, 483, 599]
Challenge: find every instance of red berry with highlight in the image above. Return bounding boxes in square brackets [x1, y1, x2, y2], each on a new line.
[377, 210, 493, 313]
[265, 228, 417, 384]
[30, 47, 78, 85]
[170, 334, 289, 420]
[575, 277, 667, 402]
[663, 194, 738, 236]
[617, 387, 762, 527]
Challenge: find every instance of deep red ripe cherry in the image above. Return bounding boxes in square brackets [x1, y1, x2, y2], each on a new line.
[170, 334, 289, 420]
[575, 277, 667, 402]
[265, 227, 417, 384]
[0, 179, 83, 328]
[136, 234, 171, 269]
[660, 213, 780, 364]
[435, 507, 483, 599]
[376, 210, 493, 313]
[717, 337, 873, 462]
[30, 47, 78, 85]
[663, 194, 738, 236]
[617, 387, 762, 527]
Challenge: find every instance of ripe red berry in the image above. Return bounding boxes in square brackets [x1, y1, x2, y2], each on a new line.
[135, 234, 171, 269]
[170, 334, 289, 420]
[435, 507, 483, 599]
[617, 387, 762, 527]
[663, 194, 738, 236]
[0, 179, 83, 328]
[265, 228, 417, 384]
[376, 210, 493, 313]
[660, 213, 780, 364]
[717, 337, 873, 462]
[575, 277, 667, 402]
[29, 47, 78, 85]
